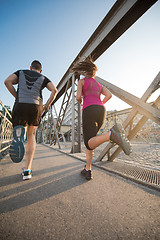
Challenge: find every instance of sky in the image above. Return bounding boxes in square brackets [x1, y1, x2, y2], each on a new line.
[0, 0, 160, 113]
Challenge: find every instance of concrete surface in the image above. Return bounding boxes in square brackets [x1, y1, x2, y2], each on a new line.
[0, 144, 160, 240]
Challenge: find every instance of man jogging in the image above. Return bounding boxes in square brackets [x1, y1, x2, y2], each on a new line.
[4, 60, 57, 180]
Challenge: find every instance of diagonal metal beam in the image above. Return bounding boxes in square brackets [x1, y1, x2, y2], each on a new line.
[53, 0, 158, 103]
[56, 79, 72, 132]
[95, 75, 160, 125]
[95, 72, 160, 162]
[109, 95, 160, 161]
[120, 72, 160, 129]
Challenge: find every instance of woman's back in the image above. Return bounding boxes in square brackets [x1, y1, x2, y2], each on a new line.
[82, 77, 103, 109]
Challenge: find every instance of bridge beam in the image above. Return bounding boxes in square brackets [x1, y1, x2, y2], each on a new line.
[95, 72, 160, 162]
[54, 0, 158, 103]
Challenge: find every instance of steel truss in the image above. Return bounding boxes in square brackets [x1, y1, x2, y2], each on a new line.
[39, 0, 159, 161]
[95, 72, 160, 162]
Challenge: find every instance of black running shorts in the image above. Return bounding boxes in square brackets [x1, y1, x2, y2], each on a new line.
[82, 105, 106, 150]
[12, 102, 43, 127]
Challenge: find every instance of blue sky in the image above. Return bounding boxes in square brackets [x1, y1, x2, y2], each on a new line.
[0, 0, 159, 112]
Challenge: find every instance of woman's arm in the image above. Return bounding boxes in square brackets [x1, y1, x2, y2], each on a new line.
[76, 78, 84, 105]
[101, 86, 112, 104]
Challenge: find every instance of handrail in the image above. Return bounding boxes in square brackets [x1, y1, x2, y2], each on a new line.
[0, 100, 12, 157]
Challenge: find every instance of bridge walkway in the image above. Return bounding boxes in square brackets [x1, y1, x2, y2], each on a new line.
[0, 144, 160, 240]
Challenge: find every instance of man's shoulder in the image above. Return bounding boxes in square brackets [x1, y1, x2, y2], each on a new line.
[15, 70, 50, 84]
[23, 69, 42, 77]
[14, 69, 35, 77]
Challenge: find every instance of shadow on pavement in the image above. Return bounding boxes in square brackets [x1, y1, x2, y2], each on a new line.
[0, 164, 86, 214]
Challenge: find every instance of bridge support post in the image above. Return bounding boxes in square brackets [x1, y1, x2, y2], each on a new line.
[71, 75, 82, 153]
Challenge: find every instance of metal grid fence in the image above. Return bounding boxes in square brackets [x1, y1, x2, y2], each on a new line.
[0, 100, 12, 159]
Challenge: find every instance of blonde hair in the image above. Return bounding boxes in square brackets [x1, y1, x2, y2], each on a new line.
[71, 56, 98, 78]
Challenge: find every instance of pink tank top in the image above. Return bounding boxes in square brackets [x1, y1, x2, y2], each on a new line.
[82, 78, 104, 110]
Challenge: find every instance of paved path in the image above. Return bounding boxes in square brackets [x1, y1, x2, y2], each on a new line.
[0, 144, 160, 240]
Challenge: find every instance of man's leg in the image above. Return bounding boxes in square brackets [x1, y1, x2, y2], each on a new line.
[25, 125, 38, 170]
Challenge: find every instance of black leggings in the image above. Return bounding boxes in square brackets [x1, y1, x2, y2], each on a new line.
[82, 105, 106, 150]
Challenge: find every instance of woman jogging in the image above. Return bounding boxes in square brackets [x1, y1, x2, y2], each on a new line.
[71, 57, 131, 180]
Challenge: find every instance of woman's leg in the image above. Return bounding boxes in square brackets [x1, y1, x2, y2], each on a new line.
[83, 105, 107, 172]
[85, 149, 94, 170]
[88, 132, 110, 150]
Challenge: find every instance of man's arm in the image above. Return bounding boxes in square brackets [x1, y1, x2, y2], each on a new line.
[4, 74, 18, 98]
[43, 82, 58, 112]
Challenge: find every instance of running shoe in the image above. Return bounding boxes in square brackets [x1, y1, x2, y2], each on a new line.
[85, 170, 93, 180]
[110, 123, 131, 155]
[81, 166, 93, 180]
[81, 166, 87, 175]
[9, 125, 25, 163]
[22, 169, 32, 180]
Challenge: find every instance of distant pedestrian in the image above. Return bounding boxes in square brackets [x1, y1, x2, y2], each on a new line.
[4, 60, 57, 180]
[71, 57, 131, 180]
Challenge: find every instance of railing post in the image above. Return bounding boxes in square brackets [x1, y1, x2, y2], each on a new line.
[71, 74, 75, 153]
[77, 96, 82, 152]
[71, 74, 82, 153]
[50, 105, 61, 148]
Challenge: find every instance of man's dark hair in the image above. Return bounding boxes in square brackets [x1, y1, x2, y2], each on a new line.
[31, 60, 42, 71]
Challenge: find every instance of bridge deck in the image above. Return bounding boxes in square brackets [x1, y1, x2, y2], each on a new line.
[0, 144, 160, 240]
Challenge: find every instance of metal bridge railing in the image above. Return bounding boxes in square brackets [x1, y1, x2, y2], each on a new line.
[0, 100, 12, 158]
[38, 71, 160, 156]
[37, 0, 159, 164]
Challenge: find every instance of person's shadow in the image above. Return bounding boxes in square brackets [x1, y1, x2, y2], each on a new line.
[0, 161, 86, 214]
